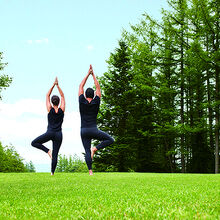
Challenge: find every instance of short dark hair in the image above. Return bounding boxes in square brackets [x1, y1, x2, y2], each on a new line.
[51, 95, 60, 106]
[85, 88, 94, 99]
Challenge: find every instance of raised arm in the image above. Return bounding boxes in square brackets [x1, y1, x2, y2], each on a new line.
[91, 66, 101, 98]
[56, 77, 65, 112]
[46, 82, 56, 112]
[78, 65, 92, 96]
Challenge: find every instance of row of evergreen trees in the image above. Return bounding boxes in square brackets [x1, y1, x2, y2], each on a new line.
[56, 154, 88, 173]
[93, 0, 219, 173]
[0, 142, 35, 172]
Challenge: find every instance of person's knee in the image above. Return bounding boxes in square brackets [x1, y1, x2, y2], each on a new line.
[110, 137, 114, 145]
[31, 140, 36, 147]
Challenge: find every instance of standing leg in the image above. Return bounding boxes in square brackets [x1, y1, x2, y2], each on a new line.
[81, 128, 93, 174]
[31, 131, 53, 154]
[81, 137, 92, 170]
[51, 131, 63, 175]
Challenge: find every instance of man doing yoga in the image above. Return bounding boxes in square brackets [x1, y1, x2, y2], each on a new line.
[79, 65, 114, 175]
[31, 77, 65, 175]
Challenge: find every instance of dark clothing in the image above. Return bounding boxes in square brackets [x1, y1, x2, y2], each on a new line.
[79, 94, 100, 128]
[81, 127, 114, 170]
[79, 94, 114, 170]
[31, 131, 62, 173]
[31, 107, 64, 174]
[47, 108, 64, 132]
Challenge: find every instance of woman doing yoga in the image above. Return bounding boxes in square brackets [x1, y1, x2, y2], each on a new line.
[31, 77, 65, 175]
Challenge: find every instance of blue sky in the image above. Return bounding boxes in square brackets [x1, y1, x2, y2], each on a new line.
[0, 0, 168, 172]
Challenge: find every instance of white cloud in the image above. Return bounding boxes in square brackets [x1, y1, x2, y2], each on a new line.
[0, 99, 84, 171]
[27, 38, 49, 44]
[87, 45, 94, 51]
[0, 99, 46, 118]
[35, 40, 42, 43]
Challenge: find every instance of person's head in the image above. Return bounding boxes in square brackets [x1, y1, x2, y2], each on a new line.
[51, 95, 60, 106]
[85, 88, 94, 99]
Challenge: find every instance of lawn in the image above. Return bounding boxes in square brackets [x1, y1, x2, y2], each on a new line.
[0, 173, 219, 219]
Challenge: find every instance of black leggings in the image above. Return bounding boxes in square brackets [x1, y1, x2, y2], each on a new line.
[81, 127, 114, 170]
[31, 130, 62, 174]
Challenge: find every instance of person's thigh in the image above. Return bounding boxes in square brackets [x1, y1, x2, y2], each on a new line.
[81, 128, 92, 149]
[33, 131, 53, 144]
[92, 128, 112, 141]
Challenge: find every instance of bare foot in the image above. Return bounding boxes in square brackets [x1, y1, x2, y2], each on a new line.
[91, 147, 97, 160]
[48, 150, 52, 159]
[89, 170, 93, 176]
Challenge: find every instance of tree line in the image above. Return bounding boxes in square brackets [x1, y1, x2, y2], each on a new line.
[56, 154, 88, 173]
[0, 142, 35, 172]
[93, 0, 219, 173]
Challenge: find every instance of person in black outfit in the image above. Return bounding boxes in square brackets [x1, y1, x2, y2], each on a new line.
[31, 77, 65, 175]
[79, 65, 114, 175]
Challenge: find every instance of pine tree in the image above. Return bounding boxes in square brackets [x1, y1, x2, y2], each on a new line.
[94, 40, 135, 171]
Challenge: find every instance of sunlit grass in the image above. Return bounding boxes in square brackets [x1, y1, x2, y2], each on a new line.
[0, 173, 219, 219]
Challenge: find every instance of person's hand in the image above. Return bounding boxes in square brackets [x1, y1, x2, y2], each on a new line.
[90, 65, 94, 75]
[54, 77, 58, 86]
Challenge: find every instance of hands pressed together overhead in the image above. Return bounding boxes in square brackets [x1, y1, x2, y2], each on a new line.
[54, 77, 59, 86]
[78, 64, 101, 97]
[88, 64, 94, 75]
[46, 76, 65, 112]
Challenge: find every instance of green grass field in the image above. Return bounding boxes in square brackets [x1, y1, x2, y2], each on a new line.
[0, 173, 219, 219]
